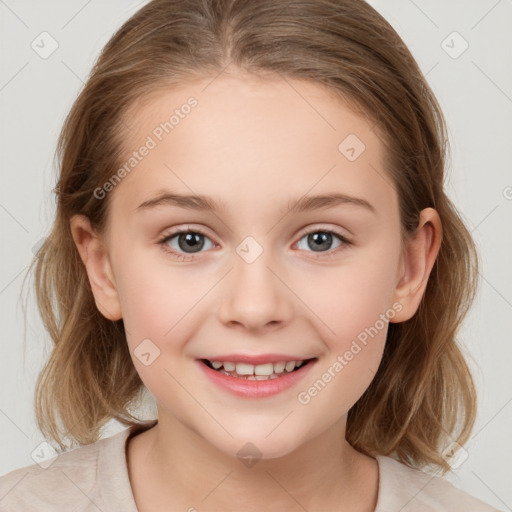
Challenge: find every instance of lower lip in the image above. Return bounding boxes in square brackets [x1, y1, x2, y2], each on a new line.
[196, 359, 317, 398]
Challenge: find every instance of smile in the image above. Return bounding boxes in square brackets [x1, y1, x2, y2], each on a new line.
[197, 357, 318, 398]
[201, 359, 313, 380]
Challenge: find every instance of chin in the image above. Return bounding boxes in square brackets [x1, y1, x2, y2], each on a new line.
[206, 428, 304, 463]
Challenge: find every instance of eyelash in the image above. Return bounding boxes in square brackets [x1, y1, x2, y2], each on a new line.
[157, 226, 352, 262]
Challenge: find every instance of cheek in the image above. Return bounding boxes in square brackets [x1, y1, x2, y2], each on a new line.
[292, 241, 400, 408]
[114, 251, 217, 403]
[114, 258, 200, 410]
[299, 243, 400, 346]
[114, 245, 211, 340]
[294, 285, 392, 424]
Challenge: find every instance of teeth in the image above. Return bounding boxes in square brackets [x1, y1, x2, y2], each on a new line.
[236, 362, 257, 375]
[285, 361, 296, 372]
[208, 359, 306, 377]
[273, 362, 286, 374]
[224, 373, 281, 380]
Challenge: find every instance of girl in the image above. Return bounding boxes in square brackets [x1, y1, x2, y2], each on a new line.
[0, 0, 502, 510]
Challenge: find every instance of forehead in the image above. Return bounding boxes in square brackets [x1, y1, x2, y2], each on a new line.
[109, 72, 395, 221]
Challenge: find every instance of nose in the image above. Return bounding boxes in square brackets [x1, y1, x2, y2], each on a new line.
[217, 245, 293, 333]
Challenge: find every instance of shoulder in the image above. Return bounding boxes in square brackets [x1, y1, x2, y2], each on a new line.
[0, 427, 133, 512]
[375, 455, 503, 512]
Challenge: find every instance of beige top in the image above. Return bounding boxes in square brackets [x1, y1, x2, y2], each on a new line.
[0, 419, 501, 511]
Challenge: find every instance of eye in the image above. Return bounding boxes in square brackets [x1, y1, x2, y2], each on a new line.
[158, 228, 215, 261]
[295, 228, 351, 256]
[157, 226, 352, 262]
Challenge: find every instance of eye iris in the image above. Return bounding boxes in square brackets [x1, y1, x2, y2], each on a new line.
[178, 232, 204, 253]
[308, 232, 332, 252]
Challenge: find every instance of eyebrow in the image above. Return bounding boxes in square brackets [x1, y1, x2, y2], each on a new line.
[135, 191, 376, 215]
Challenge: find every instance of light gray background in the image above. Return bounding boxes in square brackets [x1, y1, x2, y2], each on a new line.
[1, 0, 511, 509]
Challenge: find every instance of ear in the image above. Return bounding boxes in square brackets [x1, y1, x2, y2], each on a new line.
[391, 207, 442, 322]
[69, 214, 122, 321]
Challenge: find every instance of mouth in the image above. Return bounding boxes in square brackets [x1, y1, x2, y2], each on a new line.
[199, 358, 317, 381]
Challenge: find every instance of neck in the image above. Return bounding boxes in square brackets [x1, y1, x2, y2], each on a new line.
[127, 412, 379, 511]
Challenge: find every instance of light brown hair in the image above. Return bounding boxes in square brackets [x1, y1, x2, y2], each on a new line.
[22, 0, 478, 474]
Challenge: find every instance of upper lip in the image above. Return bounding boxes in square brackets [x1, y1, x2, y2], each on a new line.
[199, 354, 316, 365]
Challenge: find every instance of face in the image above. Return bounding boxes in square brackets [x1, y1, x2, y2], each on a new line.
[90, 71, 408, 459]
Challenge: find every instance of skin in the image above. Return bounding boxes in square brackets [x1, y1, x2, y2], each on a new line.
[70, 69, 442, 512]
